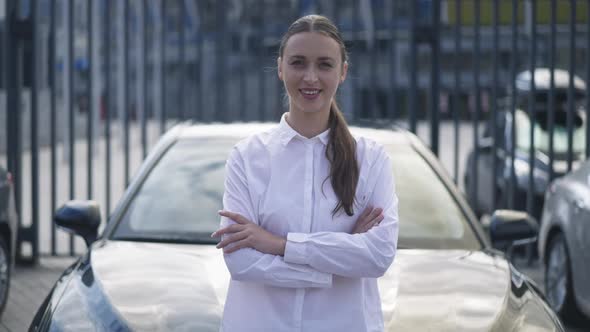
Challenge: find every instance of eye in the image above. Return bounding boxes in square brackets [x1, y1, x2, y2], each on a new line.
[290, 60, 304, 67]
[319, 62, 333, 69]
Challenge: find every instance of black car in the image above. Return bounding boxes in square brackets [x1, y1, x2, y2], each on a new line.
[464, 68, 587, 220]
[30, 123, 564, 331]
[0, 166, 18, 317]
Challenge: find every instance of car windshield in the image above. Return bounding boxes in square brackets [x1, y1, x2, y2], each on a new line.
[383, 144, 481, 250]
[515, 109, 586, 155]
[112, 137, 482, 250]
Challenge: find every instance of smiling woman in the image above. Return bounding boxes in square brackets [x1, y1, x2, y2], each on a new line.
[213, 15, 399, 332]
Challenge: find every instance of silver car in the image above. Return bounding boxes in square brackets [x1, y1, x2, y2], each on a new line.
[539, 158, 590, 323]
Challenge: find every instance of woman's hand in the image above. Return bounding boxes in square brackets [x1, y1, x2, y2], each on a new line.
[352, 206, 384, 234]
[212, 210, 287, 256]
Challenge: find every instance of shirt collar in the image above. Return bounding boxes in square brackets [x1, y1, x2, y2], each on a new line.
[278, 113, 330, 146]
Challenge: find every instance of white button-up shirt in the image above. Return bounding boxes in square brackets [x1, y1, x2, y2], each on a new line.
[219, 113, 399, 332]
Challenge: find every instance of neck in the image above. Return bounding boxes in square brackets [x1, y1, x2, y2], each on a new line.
[285, 109, 331, 139]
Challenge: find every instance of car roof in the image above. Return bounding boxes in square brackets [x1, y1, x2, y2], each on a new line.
[516, 68, 586, 92]
[173, 121, 414, 146]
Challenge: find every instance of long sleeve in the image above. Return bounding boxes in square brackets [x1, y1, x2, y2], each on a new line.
[220, 146, 333, 288]
[283, 147, 399, 278]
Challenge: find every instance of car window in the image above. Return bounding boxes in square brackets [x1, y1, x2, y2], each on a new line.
[113, 137, 482, 250]
[113, 139, 235, 243]
[515, 109, 586, 155]
[384, 144, 481, 250]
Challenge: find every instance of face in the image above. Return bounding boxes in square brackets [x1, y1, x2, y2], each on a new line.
[278, 32, 348, 115]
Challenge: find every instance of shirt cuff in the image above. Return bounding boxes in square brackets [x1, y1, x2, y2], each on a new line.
[284, 232, 310, 265]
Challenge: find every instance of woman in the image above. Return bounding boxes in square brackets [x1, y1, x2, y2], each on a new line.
[212, 15, 399, 332]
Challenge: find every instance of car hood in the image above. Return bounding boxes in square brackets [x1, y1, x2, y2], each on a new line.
[78, 241, 560, 331]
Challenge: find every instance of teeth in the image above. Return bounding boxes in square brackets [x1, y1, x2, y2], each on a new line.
[301, 90, 319, 95]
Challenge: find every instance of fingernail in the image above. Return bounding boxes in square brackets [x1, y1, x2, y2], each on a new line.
[210, 232, 216, 238]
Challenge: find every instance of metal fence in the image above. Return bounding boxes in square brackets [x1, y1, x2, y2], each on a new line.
[2, 0, 590, 262]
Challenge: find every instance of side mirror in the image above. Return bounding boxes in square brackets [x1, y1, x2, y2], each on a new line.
[54, 200, 101, 247]
[488, 209, 538, 252]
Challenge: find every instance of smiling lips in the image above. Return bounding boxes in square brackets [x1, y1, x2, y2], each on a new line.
[300, 88, 321, 100]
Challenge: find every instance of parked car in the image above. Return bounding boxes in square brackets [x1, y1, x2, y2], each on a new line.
[30, 123, 564, 331]
[538, 158, 590, 324]
[464, 68, 587, 220]
[0, 166, 18, 317]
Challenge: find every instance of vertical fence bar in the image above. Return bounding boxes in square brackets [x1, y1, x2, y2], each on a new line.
[471, 0, 481, 211]
[369, 2, 377, 120]
[239, 17, 246, 121]
[549, 0, 556, 181]
[408, 0, 417, 133]
[10, 0, 23, 256]
[567, 0, 575, 172]
[197, 1, 204, 122]
[352, 0, 360, 121]
[88, 0, 94, 201]
[142, 0, 148, 158]
[453, 0, 461, 184]
[430, 0, 440, 156]
[116, 0, 125, 147]
[587, 0, 590, 159]
[7, 0, 23, 260]
[491, 0, 499, 210]
[160, 0, 166, 133]
[153, 1, 163, 125]
[389, 1, 397, 120]
[508, 0, 518, 209]
[527, 0, 536, 216]
[140, 0, 147, 158]
[124, 0, 130, 186]
[50, 0, 57, 255]
[30, 0, 39, 262]
[105, 0, 112, 217]
[217, 0, 226, 122]
[179, 0, 186, 121]
[258, 2, 265, 121]
[68, 0, 75, 255]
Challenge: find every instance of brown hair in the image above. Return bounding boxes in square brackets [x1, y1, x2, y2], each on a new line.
[278, 15, 359, 217]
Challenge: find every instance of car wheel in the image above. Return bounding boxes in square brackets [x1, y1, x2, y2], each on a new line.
[0, 236, 10, 317]
[545, 232, 583, 323]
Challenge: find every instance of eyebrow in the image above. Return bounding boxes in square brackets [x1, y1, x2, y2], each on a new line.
[288, 55, 336, 62]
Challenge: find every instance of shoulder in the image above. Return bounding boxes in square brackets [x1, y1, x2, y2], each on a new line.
[230, 126, 278, 163]
[354, 136, 389, 168]
[235, 126, 278, 151]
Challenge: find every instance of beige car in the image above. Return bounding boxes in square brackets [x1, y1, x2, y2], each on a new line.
[32, 123, 564, 331]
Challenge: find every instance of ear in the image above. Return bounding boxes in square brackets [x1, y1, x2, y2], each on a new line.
[277, 57, 283, 81]
[340, 61, 348, 84]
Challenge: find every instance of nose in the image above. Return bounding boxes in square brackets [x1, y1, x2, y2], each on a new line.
[303, 66, 318, 83]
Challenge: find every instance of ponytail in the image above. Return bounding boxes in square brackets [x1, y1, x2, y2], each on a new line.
[325, 101, 359, 217]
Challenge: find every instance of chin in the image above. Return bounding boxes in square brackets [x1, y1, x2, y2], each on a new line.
[296, 103, 329, 114]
